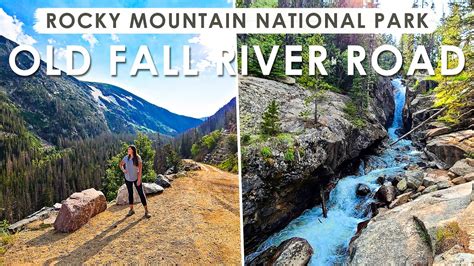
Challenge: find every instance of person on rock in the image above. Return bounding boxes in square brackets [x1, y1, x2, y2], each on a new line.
[119, 145, 151, 218]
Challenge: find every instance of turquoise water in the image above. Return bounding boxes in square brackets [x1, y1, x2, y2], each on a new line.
[248, 79, 423, 265]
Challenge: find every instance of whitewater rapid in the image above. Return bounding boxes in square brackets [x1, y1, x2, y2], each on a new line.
[248, 78, 423, 265]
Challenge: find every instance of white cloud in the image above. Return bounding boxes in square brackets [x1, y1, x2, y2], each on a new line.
[187, 33, 236, 72]
[0, 8, 36, 45]
[47, 38, 56, 44]
[110, 34, 120, 43]
[55, 47, 67, 60]
[81, 33, 98, 50]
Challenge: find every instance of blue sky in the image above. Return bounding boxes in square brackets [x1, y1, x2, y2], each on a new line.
[0, 0, 236, 118]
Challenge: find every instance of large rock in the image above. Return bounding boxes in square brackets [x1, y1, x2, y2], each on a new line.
[356, 183, 371, 196]
[405, 170, 424, 189]
[54, 188, 107, 233]
[155, 174, 171, 188]
[449, 158, 474, 177]
[115, 183, 163, 205]
[388, 192, 412, 209]
[425, 130, 474, 169]
[249, 237, 313, 265]
[349, 181, 474, 265]
[423, 169, 451, 187]
[375, 184, 397, 204]
[240, 76, 392, 252]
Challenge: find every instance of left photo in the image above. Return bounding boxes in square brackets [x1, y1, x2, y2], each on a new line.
[0, 0, 240, 264]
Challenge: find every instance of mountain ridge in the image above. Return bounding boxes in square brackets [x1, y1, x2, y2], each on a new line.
[0, 35, 203, 144]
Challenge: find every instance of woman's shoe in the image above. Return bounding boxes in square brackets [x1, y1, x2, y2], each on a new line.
[126, 210, 135, 217]
[144, 212, 151, 219]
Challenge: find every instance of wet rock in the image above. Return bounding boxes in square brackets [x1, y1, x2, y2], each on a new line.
[155, 174, 171, 188]
[270, 237, 314, 265]
[116, 183, 163, 205]
[248, 246, 277, 266]
[54, 188, 107, 233]
[376, 176, 385, 185]
[449, 158, 474, 177]
[396, 179, 408, 192]
[356, 184, 371, 196]
[451, 176, 466, 185]
[375, 184, 397, 204]
[388, 192, 412, 209]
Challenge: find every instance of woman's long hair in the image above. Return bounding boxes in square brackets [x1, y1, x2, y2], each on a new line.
[128, 145, 139, 166]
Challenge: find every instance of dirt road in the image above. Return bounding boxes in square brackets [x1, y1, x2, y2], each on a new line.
[3, 162, 241, 265]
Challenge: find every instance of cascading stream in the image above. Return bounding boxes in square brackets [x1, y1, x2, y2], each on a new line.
[248, 78, 423, 265]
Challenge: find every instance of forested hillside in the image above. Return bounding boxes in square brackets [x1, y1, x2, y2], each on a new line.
[0, 35, 208, 223]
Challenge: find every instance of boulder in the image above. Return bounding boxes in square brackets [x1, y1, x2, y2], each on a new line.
[155, 174, 171, 188]
[388, 192, 412, 209]
[349, 182, 474, 265]
[423, 169, 451, 187]
[54, 188, 107, 233]
[423, 185, 438, 194]
[397, 179, 408, 192]
[405, 170, 424, 189]
[452, 176, 466, 185]
[270, 237, 314, 265]
[425, 127, 451, 138]
[53, 203, 62, 210]
[449, 158, 474, 177]
[464, 173, 474, 182]
[116, 183, 163, 205]
[437, 181, 453, 190]
[356, 184, 371, 196]
[425, 130, 474, 168]
[375, 184, 397, 204]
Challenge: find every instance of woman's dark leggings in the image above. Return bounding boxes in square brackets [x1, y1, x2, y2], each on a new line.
[125, 180, 147, 206]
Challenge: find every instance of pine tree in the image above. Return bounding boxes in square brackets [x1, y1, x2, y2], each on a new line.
[261, 99, 281, 136]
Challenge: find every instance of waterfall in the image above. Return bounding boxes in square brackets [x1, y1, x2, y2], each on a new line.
[247, 78, 422, 265]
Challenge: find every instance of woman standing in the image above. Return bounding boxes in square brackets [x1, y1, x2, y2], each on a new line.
[119, 145, 151, 218]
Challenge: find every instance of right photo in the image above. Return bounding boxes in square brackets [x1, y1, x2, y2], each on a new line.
[238, 0, 473, 265]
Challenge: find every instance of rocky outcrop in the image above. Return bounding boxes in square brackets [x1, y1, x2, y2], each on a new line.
[425, 130, 474, 169]
[115, 183, 163, 205]
[240, 76, 394, 253]
[54, 188, 107, 233]
[449, 158, 474, 177]
[249, 237, 314, 266]
[348, 181, 474, 265]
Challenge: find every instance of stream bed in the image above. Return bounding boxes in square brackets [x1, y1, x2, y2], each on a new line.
[248, 78, 424, 265]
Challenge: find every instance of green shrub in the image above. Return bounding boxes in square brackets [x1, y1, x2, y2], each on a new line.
[241, 134, 251, 145]
[343, 101, 366, 128]
[261, 146, 272, 158]
[435, 221, 469, 255]
[284, 148, 295, 162]
[218, 155, 239, 173]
